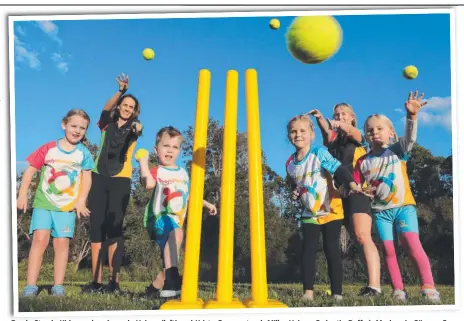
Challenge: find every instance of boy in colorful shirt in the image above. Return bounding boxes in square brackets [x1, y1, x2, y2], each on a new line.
[136, 126, 217, 298]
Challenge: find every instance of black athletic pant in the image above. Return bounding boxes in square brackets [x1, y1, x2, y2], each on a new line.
[88, 172, 131, 243]
[301, 220, 343, 295]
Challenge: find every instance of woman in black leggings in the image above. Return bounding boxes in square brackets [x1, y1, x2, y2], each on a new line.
[83, 73, 143, 293]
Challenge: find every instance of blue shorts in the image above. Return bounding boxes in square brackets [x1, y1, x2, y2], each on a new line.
[147, 214, 180, 249]
[29, 208, 76, 238]
[374, 205, 419, 241]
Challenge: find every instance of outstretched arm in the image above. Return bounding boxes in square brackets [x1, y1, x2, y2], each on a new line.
[308, 109, 334, 146]
[103, 73, 129, 112]
[330, 121, 364, 144]
[400, 91, 426, 153]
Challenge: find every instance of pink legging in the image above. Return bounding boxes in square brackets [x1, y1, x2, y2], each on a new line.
[382, 232, 434, 290]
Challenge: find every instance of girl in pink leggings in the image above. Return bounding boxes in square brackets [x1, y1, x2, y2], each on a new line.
[352, 91, 440, 303]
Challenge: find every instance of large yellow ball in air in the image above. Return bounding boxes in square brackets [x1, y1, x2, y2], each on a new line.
[286, 16, 343, 64]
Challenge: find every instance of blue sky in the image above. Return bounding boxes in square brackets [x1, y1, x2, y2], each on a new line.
[13, 12, 452, 177]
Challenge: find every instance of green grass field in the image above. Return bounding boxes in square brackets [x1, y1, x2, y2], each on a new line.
[18, 281, 454, 312]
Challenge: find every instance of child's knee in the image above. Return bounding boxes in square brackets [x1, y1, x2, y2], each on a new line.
[53, 238, 70, 250]
[382, 240, 396, 256]
[170, 228, 183, 243]
[400, 231, 422, 252]
[32, 231, 50, 248]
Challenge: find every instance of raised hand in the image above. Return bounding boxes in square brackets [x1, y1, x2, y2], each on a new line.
[307, 109, 324, 119]
[115, 73, 129, 92]
[405, 91, 427, 116]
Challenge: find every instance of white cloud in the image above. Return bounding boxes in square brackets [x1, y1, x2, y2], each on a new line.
[51, 52, 69, 73]
[36, 20, 62, 45]
[14, 35, 41, 70]
[56, 61, 69, 73]
[423, 96, 451, 110]
[418, 110, 451, 129]
[394, 108, 404, 114]
[16, 25, 25, 36]
[399, 95, 451, 130]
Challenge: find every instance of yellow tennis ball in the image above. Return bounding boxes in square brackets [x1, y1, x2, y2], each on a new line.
[325, 289, 332, 296]
[135, 148, 149, 161]
[269, 18, 280, 30]
[403, 65, 418, 79]
[286, 16, 343, 64]
[142, 48, 155, 60]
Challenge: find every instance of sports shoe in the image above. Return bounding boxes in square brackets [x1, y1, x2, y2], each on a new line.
[145, 284, 161, 299]
[104, 280, 121, 294]
[392, 289, 408, 302]
[51, 284, 65, 296]
[333, 294, 343, 301]
[21, 285, 39, 297]
[160, 267, 181, 298]
[81, 281, 104, 294]
[359, 286, 381, 296]
[421, 285, 441, 303]
[300, 292, 314, 302]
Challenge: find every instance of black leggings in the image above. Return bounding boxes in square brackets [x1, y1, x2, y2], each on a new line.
[301, 220, 343, 295]
[88, 172, 131, 243]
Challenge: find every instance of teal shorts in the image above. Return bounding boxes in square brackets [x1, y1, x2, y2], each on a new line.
[146, 215, 180, 249]
[374, 205, 419, 241]
[29, 208, 76, 238]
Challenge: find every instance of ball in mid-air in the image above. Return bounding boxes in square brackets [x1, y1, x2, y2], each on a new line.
[269, 18, 280, 30]
[403, 65, 418, 79]
[286, 16, 343, 64]
[142, 48, 155, 60]
[135, 148, 149, 161]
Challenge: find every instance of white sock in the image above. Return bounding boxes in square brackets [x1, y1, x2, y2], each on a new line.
[369, 286, 382, 293]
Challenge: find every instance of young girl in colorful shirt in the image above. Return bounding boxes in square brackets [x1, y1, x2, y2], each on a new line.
[17, 109, 94, 297]
[353, 91, 440, 302]
[286, 114, 362, 302]
[309, 104, 381, 296]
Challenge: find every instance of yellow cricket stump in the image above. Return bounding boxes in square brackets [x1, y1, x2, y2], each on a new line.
[244, 68, 287, 309]
[160, 69, 211, 310]
[204, 70, 246, 309]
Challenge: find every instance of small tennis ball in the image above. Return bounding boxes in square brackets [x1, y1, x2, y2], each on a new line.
[142, 48, 155, 60]
[403, 65, 418, 79]
[269, 18, 280, 30]
[325, 289, 332, 296]
[286, 16, 343, 64]
[135, 148, 149, 161]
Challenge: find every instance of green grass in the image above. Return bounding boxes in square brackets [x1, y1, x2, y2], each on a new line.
[18, 281, 455, 312]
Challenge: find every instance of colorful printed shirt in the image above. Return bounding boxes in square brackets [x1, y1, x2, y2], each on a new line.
[143, 165, 190, 229]
[286, 145, 344, 225]
[353, 118, 417, 212]
[27, 140, 94, 212]
[93, 110, 139, 178]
